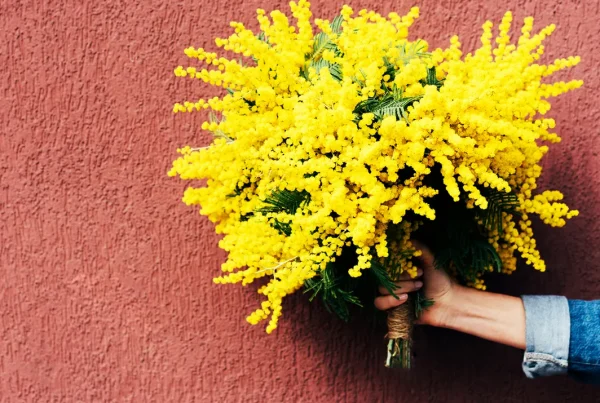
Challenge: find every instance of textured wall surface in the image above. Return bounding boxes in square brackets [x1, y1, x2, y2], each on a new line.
[1, 0, 599, 401]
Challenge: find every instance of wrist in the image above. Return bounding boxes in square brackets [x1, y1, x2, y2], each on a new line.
[435, 284, 472, 329]
[423, 285, 526, 349]
[420, 283, 469, 328]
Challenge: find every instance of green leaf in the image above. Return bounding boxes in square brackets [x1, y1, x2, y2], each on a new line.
[257, 189, 311, 214]
[330, 14, 344, 34]
[414, 290, 434, 319]
[397, 40, 431, 65]
[374, 96, 423, 121]
[435, 237, 502, 282]
[256, 189, 311, 236]
[307, 59, 343, 82]
[271, 219, 292, 236]
[207, 111, 233, 143]
[477, 189, 521, 234]
[257, 31, 269, 44]
[311, 32, 337, 61]
[382, 57, 397, 82]
[354, 94, 422, 123]
[369, 259, 399, 298]
[227, 182, 251, 198]
[420, 66, 444, 89]
[381, 41, 431, 83]
[301, 16, 344, 82]
[304, 262, 362, 322]
[431, 197, 504, 283]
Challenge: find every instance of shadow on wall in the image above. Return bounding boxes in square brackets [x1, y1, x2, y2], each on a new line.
[279, 283, 597, 401]
[267, 146, 599, 401]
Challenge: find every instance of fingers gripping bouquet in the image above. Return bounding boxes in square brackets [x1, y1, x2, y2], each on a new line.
[169, 1, 581, 368]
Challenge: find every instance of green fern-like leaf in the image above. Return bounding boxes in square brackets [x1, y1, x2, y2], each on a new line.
[304, 262, 362, 322]
[258, 189, 311, 214]
[380, 41, 431, 83]
[477, 189, 521, 234]
[435, 237, 502, 283]
[354, 94, 422, 123]
[311, 32, 338, 61]
[271, 219, 292, 236]
[307, 59, 343, 82]
[397, 40, 431, 65]
[369, 259, 399, 298]
[256, 189, 310, 235]
[257, 31, 269, 44]
[374, 96, 423, 121]
[311, 15, 344, 59]
[330, 14, 344, 34]
[300, 15, 344, 82]
[208, 111, 234, 142]
[432, 198, 503, 283]
[382, 57, 397, 82]
[414, 290, 434, 319]
[228, 182, 251, 198]
[420, 66, 444, 89]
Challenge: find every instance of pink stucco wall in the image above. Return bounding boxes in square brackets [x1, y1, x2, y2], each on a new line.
[1, 0, 599, 401]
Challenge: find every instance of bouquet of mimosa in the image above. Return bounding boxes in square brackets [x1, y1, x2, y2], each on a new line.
[169, 1, 581, 367]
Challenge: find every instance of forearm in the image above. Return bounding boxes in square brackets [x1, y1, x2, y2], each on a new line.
[432, 285, 526, 349]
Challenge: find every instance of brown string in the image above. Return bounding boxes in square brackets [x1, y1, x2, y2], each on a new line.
[386, 295, 414, 340]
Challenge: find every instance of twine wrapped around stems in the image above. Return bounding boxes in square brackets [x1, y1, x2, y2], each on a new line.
[385, 294, 414, 368]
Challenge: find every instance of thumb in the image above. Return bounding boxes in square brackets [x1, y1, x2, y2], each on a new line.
[411, 240, 435, 270]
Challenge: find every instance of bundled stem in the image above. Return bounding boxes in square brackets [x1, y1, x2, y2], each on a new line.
[385, 294, 414, 368]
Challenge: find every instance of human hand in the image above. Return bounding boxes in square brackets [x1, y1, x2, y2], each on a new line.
[374, 241, 460, 327]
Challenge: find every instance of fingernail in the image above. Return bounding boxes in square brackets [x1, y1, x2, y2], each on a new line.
[415, 281, 423, 289]
[399, 293, 408, 300]
[417, 269, 424, 276]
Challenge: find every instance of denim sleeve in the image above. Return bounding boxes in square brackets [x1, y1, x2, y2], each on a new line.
[567, 299, 600, 384]
[521, 295, 570, 378]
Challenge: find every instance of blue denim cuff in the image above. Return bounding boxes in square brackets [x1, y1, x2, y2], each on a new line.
[567, 299, 600, 384]
[521, 295, 570, 378]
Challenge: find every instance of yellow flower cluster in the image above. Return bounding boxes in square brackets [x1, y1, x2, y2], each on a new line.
[169, 2, 581, 332]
